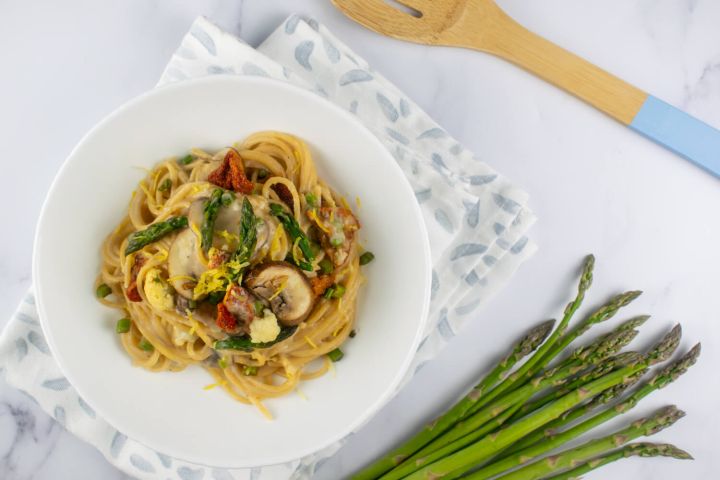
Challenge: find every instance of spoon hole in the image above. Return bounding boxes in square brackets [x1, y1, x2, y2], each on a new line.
[383, 0, 423, 18]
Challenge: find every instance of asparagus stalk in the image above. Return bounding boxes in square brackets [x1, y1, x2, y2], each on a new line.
[488, 406, 686, 480]
[350, 320, 555, 480]
[395, 329, 639, 477]
[495, 371, 644, 459]
[124, 216, 188, 255]
[507, 328, 641, 422]
[469, 342, 699, 480]
[543, 443, 692, 480]
[461, 256, 596, 418]
[401, 326, 680, 480]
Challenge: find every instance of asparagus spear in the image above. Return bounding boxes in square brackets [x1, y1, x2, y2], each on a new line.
[508, 328, 640, 422]
[543, 443, 692, 480]
[125, 216, 188, 255]
[201, 189, 232, 252]
[385, 345, 640, 479]
[270, 203, 314, 270]
[351, 320, 554, 480]
[401, 326, 680, 480]
[487, 406, 686, 480]
[469, 342, 699, 479]
[233, 197, 257, 266]
[462, 257, 596, 417]
[213, 325, 298, 351]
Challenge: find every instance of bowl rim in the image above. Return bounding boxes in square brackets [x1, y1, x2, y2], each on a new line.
[32, 74, 432, 467]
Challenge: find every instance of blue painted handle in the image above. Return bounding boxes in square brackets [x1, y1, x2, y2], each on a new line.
[630, 96, 720, 178]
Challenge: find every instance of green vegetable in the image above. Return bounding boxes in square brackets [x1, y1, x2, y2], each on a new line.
[257, 169, 269, 179]
[542, 443, 692, 480]
[187, 299, 197, 310]
[96, 283, 112, 298]
[330, 236, 343, 247]
[177, 154, 194, 165]
[399, 327, 681, 480]
[254, 300, 265, 316]
[138, 338, 154, 351]
[333, 284, 346, 298]
[318, 258, 334, 275]
[218, 357, 228, 369]
[270, 203, 315, 269]
[125, 216, 188, 255]
[354, 255, 698, 480]
[207, 291, 224, 304]
[115, 318, 131, 333]
[220, 191, 235, 206]
[243, 365, 258, 376]
[488, 407, 686, 480]
[352, 320, 555, 480]
[159, 178, 172, 192]
[349, 330, 356, 338]
[328, 348, 344, 362]
[324, 286, 336, 299]
[305, 192, 318, 207]
[233, 198, 257, 266]
[201, 189, 224, 252]
[359, 251, 375, 265]
[471, 343, 700, 480]
[214, 326, 298, 351]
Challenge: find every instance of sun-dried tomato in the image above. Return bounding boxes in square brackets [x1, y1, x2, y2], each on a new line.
[208, 149, 253, 194]
[310, 274, 334, 296]
[216, 303, 238, 332]
[126, 255, 146, 302]
[271, 183, 294, 210]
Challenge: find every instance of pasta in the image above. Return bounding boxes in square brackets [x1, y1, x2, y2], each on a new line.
[96, 131, 371, 418]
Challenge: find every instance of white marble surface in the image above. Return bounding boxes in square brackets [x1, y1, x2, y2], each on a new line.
[2, 0, 720, 478]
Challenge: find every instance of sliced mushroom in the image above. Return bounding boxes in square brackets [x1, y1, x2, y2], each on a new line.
[168, 228, 206, 299]
[244, 262, 316, 326]
[317, 207, 360, 267]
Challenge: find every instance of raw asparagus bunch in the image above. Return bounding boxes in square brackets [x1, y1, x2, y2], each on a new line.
[352, 255, 700, 480]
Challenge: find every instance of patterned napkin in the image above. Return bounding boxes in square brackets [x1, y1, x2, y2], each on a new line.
[0, 16, 536, 480]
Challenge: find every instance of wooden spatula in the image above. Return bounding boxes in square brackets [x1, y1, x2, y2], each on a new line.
[332, 0, 720, 178]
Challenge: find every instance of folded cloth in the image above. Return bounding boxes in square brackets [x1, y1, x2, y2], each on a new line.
[0, 15, 536, 480]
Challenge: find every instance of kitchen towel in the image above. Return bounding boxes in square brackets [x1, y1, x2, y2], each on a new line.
[0, 15, 536, 480]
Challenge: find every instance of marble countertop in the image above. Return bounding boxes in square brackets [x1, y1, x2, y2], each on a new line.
[2, 0, 720, 478]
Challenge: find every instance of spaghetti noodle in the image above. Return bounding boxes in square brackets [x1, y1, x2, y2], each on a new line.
[96, 132, 368, 418]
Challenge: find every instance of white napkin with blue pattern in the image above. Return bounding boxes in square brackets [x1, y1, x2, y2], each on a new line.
[0, 16, 536, 480]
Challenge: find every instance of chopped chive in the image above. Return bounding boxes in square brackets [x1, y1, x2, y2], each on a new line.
[254, 301, 264, 316]
[138, 338, 154, 351]
[318, 258, 334, 275]
[158, 178, 172, 192]
[115, 318, 131, 334]
[258, 169, 269, 179]
[324, 287, 336, 299]
[178, 154, 194, 165]
[305, 192, 318, 207]
[332, 285, 346, 299]
[243, 365, 258, 376]
[349, 330, 356, 338]
[218, 357, 228, 369]
[359, 251, 375, 266]
[327, 348, 344, 362]
[96, 283, 112, 298]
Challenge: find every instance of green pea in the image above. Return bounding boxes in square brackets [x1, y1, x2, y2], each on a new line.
[115, 318, 131, 334]
[96, 283, 112, 298]
[327, 348, 344, 362]
[359, 251, 375, 266]
[139, 338, 154, 352]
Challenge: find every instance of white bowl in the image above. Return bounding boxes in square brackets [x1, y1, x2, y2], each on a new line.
[33, 76, 431, 468]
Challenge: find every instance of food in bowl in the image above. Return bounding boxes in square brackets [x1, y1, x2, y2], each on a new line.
[95, 131, 373, 418]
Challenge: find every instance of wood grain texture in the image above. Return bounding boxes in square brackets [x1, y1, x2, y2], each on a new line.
[332, 0, 648, 124]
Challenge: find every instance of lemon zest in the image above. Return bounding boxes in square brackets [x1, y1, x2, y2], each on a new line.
[308, 209, 331, 233]
[355, 196, 362, 209]
[268, 276, 288, 301]
[269, 225, 286, 260]
[193, 259, 249, 299]
[292, 237, 303, 265]
[203, 380, 228, 390]
[167, 275, 195, 283]
[216, 230, 239, 246]
[295, 388, 308, 401]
